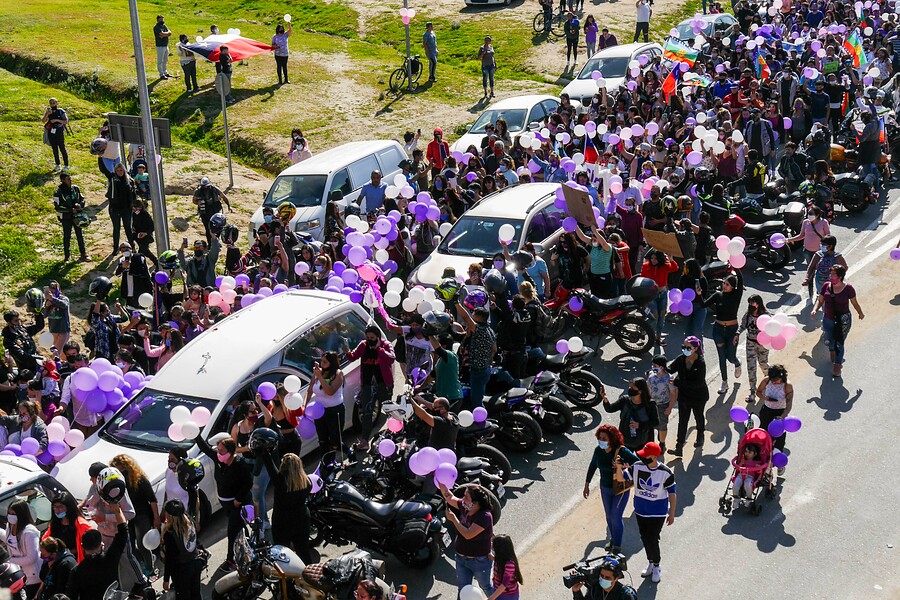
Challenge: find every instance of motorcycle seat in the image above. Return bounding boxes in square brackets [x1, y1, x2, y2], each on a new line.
[587, 294, 634, 311]
[505, 387, 529, 400]
[457, 457, 483, 472]
[543, 352, 568, 367]
[393, 499, 432, 520]
[742, 220, 784, 236]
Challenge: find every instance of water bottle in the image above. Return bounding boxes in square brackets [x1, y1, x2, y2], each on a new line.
[629, 425, 637, 438]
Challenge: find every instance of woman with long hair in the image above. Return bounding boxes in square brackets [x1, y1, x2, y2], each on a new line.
[813, 263, 864, 377]
[231, 394, 273, 530]
[5, 500, 41, 599]
[313, 254, 333, 290]
[160, 500, 201, 600]
[666, 336, 709, 458]
[306, 351, 345, 454]
[551, 231, 590, 291]
[735, 295, 769, 403]
[42, 492, 92, 563]
[754, 365, 794, 464]
[602, 378, 659, 451]
[143, 323, 183, 373]
[703, 268, 744, 395]
[269, 384, 301, 456]
[488, 534, 522, 600]
[36, 537, 77, 600]
[582, 423, 639, 554]
[262, 452, 312, 562]
[110, 454, 160, 577]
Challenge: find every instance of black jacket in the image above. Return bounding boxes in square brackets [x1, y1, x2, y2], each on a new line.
[195, 435, 253, 503]
[2, 313, 45, 371]
[53, 184, 84, 222]
[66, 523, 127, 600]
[131, 209, 155, 243]
[574, 581, 637, 600]
[106, 174, 136, 211]
[666, 355, 709, 403]
[38, 549, 78, 600]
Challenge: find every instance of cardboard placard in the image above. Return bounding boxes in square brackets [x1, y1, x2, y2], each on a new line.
[561, 185, 596, 227]
[642, 228, 684, 258]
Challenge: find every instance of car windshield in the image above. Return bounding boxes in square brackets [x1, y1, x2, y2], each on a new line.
[439, 216, 524, 258]
[101, 390, 218, 451]
[578, 56, 629, 79]
[470, 109, 528, 134]
[675, 22, 710, 39]
[264, 175, 327, 208]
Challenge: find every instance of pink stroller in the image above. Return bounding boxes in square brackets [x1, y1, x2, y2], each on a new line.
[719, 428, 775, 516]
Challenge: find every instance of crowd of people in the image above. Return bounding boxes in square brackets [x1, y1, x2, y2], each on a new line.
[9, 0, 898, 596]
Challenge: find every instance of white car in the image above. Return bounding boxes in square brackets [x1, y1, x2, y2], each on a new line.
[408, 182, 564, 288]
[450, 95, 566, 154]
[561, 42, 663, 105]
[0, 456, 73, 533]
[51, 290, 389, 519]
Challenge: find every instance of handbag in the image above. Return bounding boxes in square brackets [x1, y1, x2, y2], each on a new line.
[611, 447, 633, 496]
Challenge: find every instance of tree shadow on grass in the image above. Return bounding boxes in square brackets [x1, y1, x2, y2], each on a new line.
[375, 81, 436, 117]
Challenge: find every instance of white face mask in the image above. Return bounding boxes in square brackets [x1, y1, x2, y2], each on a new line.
[6, 514, 17, 525]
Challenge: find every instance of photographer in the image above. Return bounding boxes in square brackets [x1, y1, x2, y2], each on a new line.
[569, 555, 636, 600]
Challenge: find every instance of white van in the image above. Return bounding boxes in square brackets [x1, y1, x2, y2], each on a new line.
[249, 140, 408, 242]
[52, 290, 385, 518]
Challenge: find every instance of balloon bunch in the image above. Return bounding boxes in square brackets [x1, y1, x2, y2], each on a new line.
[458, 406, 488, 428]
[408, 446, 459, 487]
[729, 406, 802, 470]
[167, 404, 212, 442]
[398, 6, 416, 25]
[0, 416, 86, 465]
[385, 174, 416, 200]
[714, 235, 747, 269]
[69, 358, 151, 418]
[667, 288, 696, 316]
[555, 336, 585, 354]
[755, 313, 799, 351]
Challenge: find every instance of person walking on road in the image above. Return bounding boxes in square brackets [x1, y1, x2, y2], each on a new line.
[153, 15, 174, 79]
[272, 20, 293, 85]
[615, 441, 676, 584]
[423, 22, 438, 82]
[812, 264, 864, 378]
[564, 12, 581, 67]
[754, 365, 793, 462]
[438, 482, 495, 596]
[735, 295, 769, 403]
[634, 0, 651, 42]
[803, 235, 847, 303]
[53, 173, 88, 263]
[583, 423, 639, 554]
[602, 378, 659, 452]
[666, 336, 709, 457]
[192, 177, 231, 244]
[478, 36, 496, 99]
[42, 98, 69, 171]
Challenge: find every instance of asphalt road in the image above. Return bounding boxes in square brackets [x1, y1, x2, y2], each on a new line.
[188, 190, 900, 599]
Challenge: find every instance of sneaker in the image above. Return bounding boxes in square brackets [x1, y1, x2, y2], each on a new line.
[641, 562, 654, 578]
[777, 467, 785, 476]
[746, 393, 755, 404]
[668, 446, 683, 457]
[718, 381, 728, 394]
[734, 365, 742, 379]
[53, 165, 61, 172]
[217, 560, 236, 573]
[651, 565, 662, 583]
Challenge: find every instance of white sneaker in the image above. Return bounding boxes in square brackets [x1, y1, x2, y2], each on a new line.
[718, 381, 728, 394]
[641, 562, 654, 578]
[777, 467, 785, 476]
[651, 565, 662, 583]
[734, 365, 742, 379]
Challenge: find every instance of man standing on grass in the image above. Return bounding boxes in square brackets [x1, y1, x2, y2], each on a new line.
[42, 97, 69, 172]
[423, 22, 438, 83]
[154, 15, 174, 79]
[634, 0, 651, 43]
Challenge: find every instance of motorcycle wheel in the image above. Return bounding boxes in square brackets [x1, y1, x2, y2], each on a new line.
[613, 316, 654, 355]
[499, 412, 543, 453]
[470, 444, 512, 483]
[396, 532, 441, 569]
[558, 370, 604, 408]
[212, 581, 266, 600]
[841, 193, 869, 213]
[538, 395, 575, 434]
[454, 482, 503, 523]
[756, 244, 791, 270]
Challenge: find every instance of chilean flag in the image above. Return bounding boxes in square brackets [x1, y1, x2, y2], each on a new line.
[184, 34, 273, 62]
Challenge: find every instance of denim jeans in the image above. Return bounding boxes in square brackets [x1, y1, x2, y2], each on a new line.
[861, 162, 882, 198]
[712, 322, 740, 380]
[684, 305, 707, 339]
[822, 315, 850, 364]
[648, 288, 667, 339]
[599, 485, 630, 548]
[252, 464, 271, 524]
[469, 368, 492, 410]
[482, 67, 495, 92]
[455, 554, 494, 596]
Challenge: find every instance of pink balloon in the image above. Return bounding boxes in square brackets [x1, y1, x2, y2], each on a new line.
[729, 253, 747, 268]
[756, 330, 772, 347]
[770, 335, 787, 350]
[715, 235, 730, 251]
[387, 418, 404, 433]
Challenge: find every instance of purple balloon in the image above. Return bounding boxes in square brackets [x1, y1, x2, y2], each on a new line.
[154, 271, 170, 286]
[4, 444, 22, 456]
[562, 217, 578, 233]
[384, 260, 398, 274]
[434, 462, 459, 487]
[258, 381, 277, 400]
[85, 389, 108, 413]
[235, 273, 251, 287]
[556, 339, 569, 353]
[20, 438, 41, 456]
[272, 284, 289, 294]
[349, 291, 364, 303]
[305, 401, 325, 420]
[569, 296, 584, 311]
[36, 450, 54, 465]
[333, 261, 346, 275]
[783, 415, 802, 433]
[257, 287, 273, 298]
[473, 406, 488, 423]
[730, 406, 750, 423]
[215, 275, 224, 287]
[767, 419, 785, 438]
[681, 288, 696, 302]
[297, 417, 317, 440]
[772, 451, 789, 469]
[679, 300, 694, 316]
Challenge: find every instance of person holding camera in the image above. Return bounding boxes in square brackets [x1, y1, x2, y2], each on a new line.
[53, 173, 88, 263]
[569, 555, 636, 599]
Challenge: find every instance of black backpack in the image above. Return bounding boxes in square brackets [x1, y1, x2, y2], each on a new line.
[528, 301, 553, 342]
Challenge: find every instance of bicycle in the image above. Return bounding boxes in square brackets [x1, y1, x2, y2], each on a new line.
[532, 9, 566, 39]
[389, 55, 423, 93]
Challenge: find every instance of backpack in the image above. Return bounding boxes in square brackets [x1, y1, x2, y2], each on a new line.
[528, 301, 553, 341]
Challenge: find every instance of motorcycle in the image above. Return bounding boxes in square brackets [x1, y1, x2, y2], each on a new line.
[212, 516, 406, 600]
[309, 452, 446, 568]
[544, 286, 656, 355]
[488, 369, 575, 435]
[525, 345, 604, 409]
[706, 192, 806, 237]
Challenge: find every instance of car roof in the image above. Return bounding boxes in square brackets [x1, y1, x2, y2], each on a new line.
[0, 456, 45, 487]
[464, 183, 556, 220]
[481, 94, 559, 109]
[593, 42, 661, 58]
[276, 140, 402, 177]
[146, 290, 359, 399]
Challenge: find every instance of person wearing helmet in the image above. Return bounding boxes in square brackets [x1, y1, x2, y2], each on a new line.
[2, 310, 45, 372]
[53, 173, 88, 263]
[178, 236, 220, 288]
[192, 177, 231, 244]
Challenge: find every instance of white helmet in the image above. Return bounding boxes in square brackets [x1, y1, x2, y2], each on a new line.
[200, 176, 210, 186]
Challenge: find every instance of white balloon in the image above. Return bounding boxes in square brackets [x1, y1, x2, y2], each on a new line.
[375, 249, 390, 264]
[138, 293, 153, 309]
[726, 239, 744, 256]
[573, 124, 586, 137]
[732, 130, 744, 143]
[356, 219, 370, 233]
[170, 405, 191, 425]
[284, 13, 292, 22]
[439, 222, 453, 237]
[458, 410, 475, 427]
[423, 287, 437, 302]
[385, 185, 400, 198]
[387, 278, 406, 293]
[431, 299, 445, 313]
[696, 112, 707, 124]
[38, 331, 54, 349]
[402, 297, 418, 312]
[717, 248, 731, 261]
[181, 421, 200, 440]
[393, 174, 407, 188]
[568, 336, 584, 353]
[408, 287, 425, 304]
[772, 312, 789, 325]
[694, 124, 707, 138]
[142, 529, 161, 551]
[572, 152, 585, 165]
[284, 393, 304, 411]
[498, 223, 515, 243]
[283, 375, 302, 393]
[417, 301, 432, 315]
[400, 186, 415, 199]
[459, 585, 486, 600]
[346, 215, 361, 229]
[530, 138, 542, 150]
[713, 141, 726, 155]
[384, 291, 402, 308]
[764, 320, 783, 337]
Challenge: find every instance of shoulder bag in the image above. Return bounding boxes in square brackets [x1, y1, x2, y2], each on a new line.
[611, 447, 634, 495]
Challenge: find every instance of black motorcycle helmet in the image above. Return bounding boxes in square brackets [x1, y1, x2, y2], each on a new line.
[177, 458, 205, 489]
[88, 276, 113, 299]
[625, 276, 659, 304]
[248, 427, 280, 455]
[97, 467, 127, 504]
[483, 269, 507, 294]
[25, 288, 45, 313]
[209, 213, 227, 236]
[0, 562, 26, 595]
[221, 223, 240, 245]
[512, 250, 535, 270]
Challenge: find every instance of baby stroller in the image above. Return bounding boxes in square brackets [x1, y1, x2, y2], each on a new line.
[718, 428, 775, 516]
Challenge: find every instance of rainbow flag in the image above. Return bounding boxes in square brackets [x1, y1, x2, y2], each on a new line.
[753, 49, 771, 81]
[663, 38, 700, 67]
[843, 28, 869, 68]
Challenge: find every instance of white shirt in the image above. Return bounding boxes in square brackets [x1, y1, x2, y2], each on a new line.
[313, 378, 344, 408]
[636, 0, 651, 22]
[4, 524, 41, 585]
[165, 468, 190, 507]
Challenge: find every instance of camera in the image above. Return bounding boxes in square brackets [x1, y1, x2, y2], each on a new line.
[562, 553, 627, 589]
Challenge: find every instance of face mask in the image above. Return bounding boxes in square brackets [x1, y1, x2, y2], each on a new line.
[165, 339, 171, 347]
[440, 214, 449, 222]
[820, 245, 828, 253]
[6, 514, 17, 525]
[315, 265, 324, 273]
[550, 159, 559, 167]
[599, 579, 613, 590]
[493, 260, 504, 269]
[682, 348, 693, 357]
[168, 461, 178, 471]
[597, 440, 609, 449]
[629, 388, 640, 396]
[367, 339, 378, 347]
[216, 452, 231, 463]
[264, 215, 273, 223]
[435, 182, 443, 190]
[499, 166, 507, 173]
[18, 414, 28, 423]
[194, 251, 204, 258]
[627, 204, 636, 212]
[115, 361, 127, 369]
[55, 511, 67, 520]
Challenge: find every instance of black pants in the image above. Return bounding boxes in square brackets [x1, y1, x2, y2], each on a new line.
[427, 55, 437, 80]
[315, 404, 345, 452]
[49, 134, 69, 167]
[181, 61, 199, 91]
[634, 22, 649, 42]
[200, 213, 213, 244]
[137, 238, 158, 269]
[636, 515, 665, 564]
[110, 207, 134, 249]
[566, 38, 578, 62]
[61, 220, 86, 259]
[502, 349, 527, 379]
[222, 500, 243, 562]
[275, 55, 289, 83]
[272, 508, 312, 563]
[129, 512, 155, 574]
[543, 6, 553, 32]
[759, 404, 786, 452]
[590, 272, 615, 299]
[170, 559, 202, 600]
[675, 399, 706, 447]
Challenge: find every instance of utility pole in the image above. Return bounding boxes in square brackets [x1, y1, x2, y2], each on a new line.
[127, 0, 170, 252]
[216, 73, 235, 189]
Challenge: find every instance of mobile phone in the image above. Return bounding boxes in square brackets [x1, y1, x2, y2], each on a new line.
[183, 237, 188, 246]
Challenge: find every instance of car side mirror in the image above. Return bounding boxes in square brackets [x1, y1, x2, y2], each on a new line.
[528, 121, 541, 131]
[465, 124, 473, 132]
[531, 242, 544, 255]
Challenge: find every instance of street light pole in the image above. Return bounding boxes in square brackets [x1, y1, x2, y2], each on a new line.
[127, 0, 170, 253]
[216, 73, 235, 189]
[404, 0, 412, 93]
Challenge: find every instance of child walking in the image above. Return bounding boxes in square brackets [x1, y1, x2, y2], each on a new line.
[489, 534, 522, 600]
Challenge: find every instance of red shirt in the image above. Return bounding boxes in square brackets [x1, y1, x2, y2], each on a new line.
[426, 139, 450, 170]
